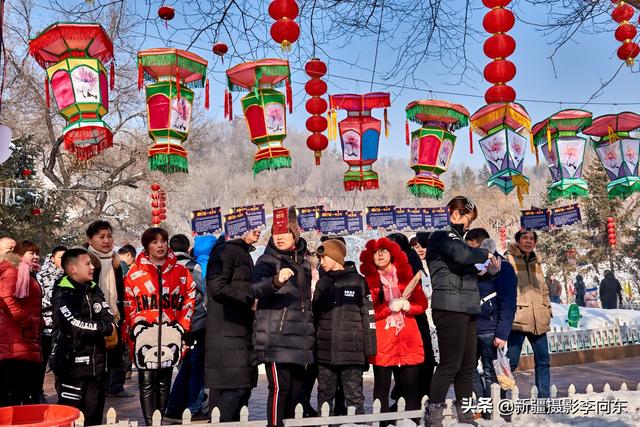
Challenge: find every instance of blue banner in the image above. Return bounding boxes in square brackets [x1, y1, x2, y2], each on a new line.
[550, 204, 582, 228]
[232, 204, 266, 230]
[190, 207, 222, 236]
[366, 205, 396, 230]
[319, 210, 348, 234]
[346, 211, 363, 234]
[224, 211, 250, 239]
[297, 206, 323, 232]
[520, 208, 550, 230]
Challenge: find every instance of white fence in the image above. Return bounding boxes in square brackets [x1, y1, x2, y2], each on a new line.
[620, 302, 640, 311]
[82, 382, 638, 427]
[521, 319, 640, 356]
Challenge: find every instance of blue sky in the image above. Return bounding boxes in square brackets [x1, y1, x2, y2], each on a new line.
[29, 1, 640, 169]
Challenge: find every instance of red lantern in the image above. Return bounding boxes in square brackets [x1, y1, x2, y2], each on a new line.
[612, 2, 639, 66]
[483, 60, 516, 84]
[158, 6, 175, 28]
[152, 216, 161, 225]
[152, 209, 160, 217]
[304, 58, 327, 78]
[31, 208, 42, 216]
[482, 0, 511, 7]
[270, 19, 300, 51]
[159, 213, 167, 221]
[212, 42, 228, 57]
[306, 116, 328, 133]
[607, 217, 617, 246]
[485, 85, 516, 103]
[21, 169, 33, 177]
[306, 134, 329, 153]
[151, 201, 159, 208]
[612, 4, 634, 23]
[306, 97, 328, 115]
[305, 79, 328, 97]
[483, 8, 515, 34]
[615, 23, 637, 41]
[483, 34, 516, 59]
[151, 183, 161, 191]
[268, 0, 299, 20]
[617, 41, 640, 64]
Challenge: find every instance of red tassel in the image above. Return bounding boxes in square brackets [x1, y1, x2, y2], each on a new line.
[45, 76, 50, 108]
[205, 78, 210, 110]
[228, 91, 233, 120]
[286, 78, 293, 113]
[405, 120, 410, 146]
[175, 65, 181, 100]
[224, 89, 229, 119]
[137, 63, 143, 91]
[469, 126, 474, 154]
[110, 62, 115, 91]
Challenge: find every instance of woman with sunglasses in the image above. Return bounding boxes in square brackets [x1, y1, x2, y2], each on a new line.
[424, 196, 500, 427]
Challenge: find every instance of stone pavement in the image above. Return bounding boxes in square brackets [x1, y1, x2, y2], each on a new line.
[43, 356, 640, 424]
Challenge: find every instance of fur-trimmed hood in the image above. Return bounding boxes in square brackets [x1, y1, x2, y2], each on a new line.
[359, 238, 414, 287]
[0, 252, 21, 268]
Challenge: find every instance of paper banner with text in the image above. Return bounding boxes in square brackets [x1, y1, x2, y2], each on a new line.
[346, 211, 364, 234]
[319, 210, 349, 234]
[520, 208, 550, 230]
[296, 206, 323, 232]
[232, 204, 266, 230]
[366, 205, 396, 230]
[224, 210, 250, 239]
[550, 204, 582, 228]
[190, 207, 222, 236]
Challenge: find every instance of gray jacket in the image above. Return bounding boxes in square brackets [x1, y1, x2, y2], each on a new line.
[175, 252, 206, 332]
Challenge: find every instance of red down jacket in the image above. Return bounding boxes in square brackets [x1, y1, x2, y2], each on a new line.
[360, 238, 427, 367]
[0, 253, 42, 363]
[123, 251, 196, 370]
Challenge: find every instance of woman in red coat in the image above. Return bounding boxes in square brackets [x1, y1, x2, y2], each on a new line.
[0, 240, 43, 406]
[360, 238, 428, 412]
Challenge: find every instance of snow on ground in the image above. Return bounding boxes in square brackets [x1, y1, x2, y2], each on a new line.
[550, 302, 640, 330]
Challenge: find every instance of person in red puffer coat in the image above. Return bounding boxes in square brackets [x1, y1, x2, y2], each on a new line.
[360, 237, 427, 413]
[0, 240, 43, 406]
[123, 228, 196, 425]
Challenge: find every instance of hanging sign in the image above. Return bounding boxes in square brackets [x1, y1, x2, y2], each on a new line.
[550, 204, 582, 228]
[232, 204, 266, 229]
[272, 207, 289, 235]
[319, 210, 349, 234]
[297, 206, 323, 232]
[224, 210, 250, 239]
[366, 205, 396, 230]
[190, 207, 222, 236]
[520, 208, 550, 230]
[346, 211, 364, 234]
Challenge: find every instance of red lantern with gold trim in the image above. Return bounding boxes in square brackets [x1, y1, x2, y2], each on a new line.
[268, 0, 300, 52]
[158, 6, 175, 28]
[304, 58, 329, 164]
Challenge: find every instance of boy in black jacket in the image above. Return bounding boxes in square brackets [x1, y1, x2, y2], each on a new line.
[51, 248, 117, 426]
[313, 240, 376, 415]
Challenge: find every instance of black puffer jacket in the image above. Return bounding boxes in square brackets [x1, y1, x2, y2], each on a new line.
[426, 224, 489, 315]
[51, 276, 115, 379]
[313, 265, 376, 365]
[251, 238, 315, 366]
[205, 238, 258, 389]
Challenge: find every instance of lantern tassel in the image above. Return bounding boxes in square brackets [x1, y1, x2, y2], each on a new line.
[286, 78, 293, 113]
[405, 120, 410, 146]
[224, 89, 229, 119]
[512, 174, 529, 208]
[205, 78, 210, 110]
[175, 66, 181, 100]
[469, 126, 473, 154]
[546, 126, 552, 151]
[44, 76, 50, 109]
[228, 91, 233, 120]
[384, 108, 390, 138]
[608, 125, 618, 143]
[110, 62, 115, 91]
[137, 62, 143, 91]
[529, 131, 535, 154]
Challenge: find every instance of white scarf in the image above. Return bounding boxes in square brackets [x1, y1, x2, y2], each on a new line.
[87, 245, 119, 320]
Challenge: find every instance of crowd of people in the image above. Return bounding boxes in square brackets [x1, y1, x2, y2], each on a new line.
[0, 195, 628, 427]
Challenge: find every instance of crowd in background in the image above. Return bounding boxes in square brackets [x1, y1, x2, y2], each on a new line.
[0, 195, 628, 427]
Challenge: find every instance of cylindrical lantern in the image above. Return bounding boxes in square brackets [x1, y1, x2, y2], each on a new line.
[471, 102, 531, 204]
[532, 109, 593, 202]
[29, 23, 114, 160]
[138, 48, 208, 174]
[583, 112, 640, 199]
[329, 92, 391, 191]
[226, 59, 293, 175]
[304, 58, 328, 164]
[405, 100, 470, 199]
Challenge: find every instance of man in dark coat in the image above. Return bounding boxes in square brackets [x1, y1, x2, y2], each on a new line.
[600, 270, 623, 309]
[205, 230, 260, 422]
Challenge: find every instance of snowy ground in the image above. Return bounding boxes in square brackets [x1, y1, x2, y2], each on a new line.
[550, 302, 640, 330]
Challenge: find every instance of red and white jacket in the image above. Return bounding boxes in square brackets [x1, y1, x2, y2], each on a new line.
[123, 251, 196, 370]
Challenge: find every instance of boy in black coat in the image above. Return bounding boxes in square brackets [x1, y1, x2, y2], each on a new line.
[313, 240, 376, 415]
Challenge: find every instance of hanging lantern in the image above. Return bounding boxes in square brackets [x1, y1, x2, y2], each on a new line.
[31, 208, 42, 216]
[226, 59, 293, 175]
[304, 58, 328, 164]
[150, 183, 165, 225]
[405, 100, 470, 199]
[532, 109, 593, 202]
[21, 169, 33, 177]
[583, 112, 640, 199]
[138, 48, 208, 174]
[212, 42, 229, 63]
[158, 5, 175, 28]
[482, 0, 517, 103]
[29, 23, 114, 160]
[612, 1, 640, 65]
[329, 92, 390, 191]
[471, 102, 532, 205]
[268, 0, 300, 52]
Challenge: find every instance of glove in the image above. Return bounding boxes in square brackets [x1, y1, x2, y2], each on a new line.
[389, 298, 408, 313]
[274, 268, 295, 288]
[401, 298, 411, 312]
[105, 324, 118, 351]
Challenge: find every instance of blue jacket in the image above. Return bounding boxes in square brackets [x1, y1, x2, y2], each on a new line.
[476, 255, 517, 341]
[193, 235, 218, 279]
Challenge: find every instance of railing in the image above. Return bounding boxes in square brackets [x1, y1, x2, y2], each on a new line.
[620, 302, 640, 311]
[81, 381, 637, 427]
[520, 318, 640, 356]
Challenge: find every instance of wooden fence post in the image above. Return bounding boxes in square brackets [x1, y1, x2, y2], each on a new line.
[586, 384, 594, 394]
[151, 410, 162, 426]
[211, 407, 221, 423]
[550, 384, 557, 398]
[106, 408, 117, 424]
[372, 399, 381, 427]
[240, 406, 249, 422]
[181, 408, 191, 425]
[567, 384, 576, 398]
[490, 383, 501, 421]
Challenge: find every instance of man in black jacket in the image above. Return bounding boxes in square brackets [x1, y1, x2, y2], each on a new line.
[313, 239, 376, 415]
[600, 270, 623, 309]
[205, 229, 261, 422]
[52, 248, 117, 426]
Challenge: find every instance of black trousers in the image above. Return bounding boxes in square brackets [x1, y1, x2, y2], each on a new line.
[56, 375, 106, 426]
[106, 329, 126, 394]
[373, 365, 420, 412]
[0, 359, 41, 407]
[429, 309, 477, 404]
[265, 362, 305, 427]
[38, 334, 53, 397]
[317, 364, 364, 415]
[138, 368, 173, 426]
[209, 388, 252, 422]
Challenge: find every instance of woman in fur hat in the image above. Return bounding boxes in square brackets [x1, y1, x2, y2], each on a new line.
[360, 237, 428, 413]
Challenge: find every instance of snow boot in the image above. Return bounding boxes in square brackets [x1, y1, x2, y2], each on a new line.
[423, 402, 446, 427]
[454, 400, 479, 426]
